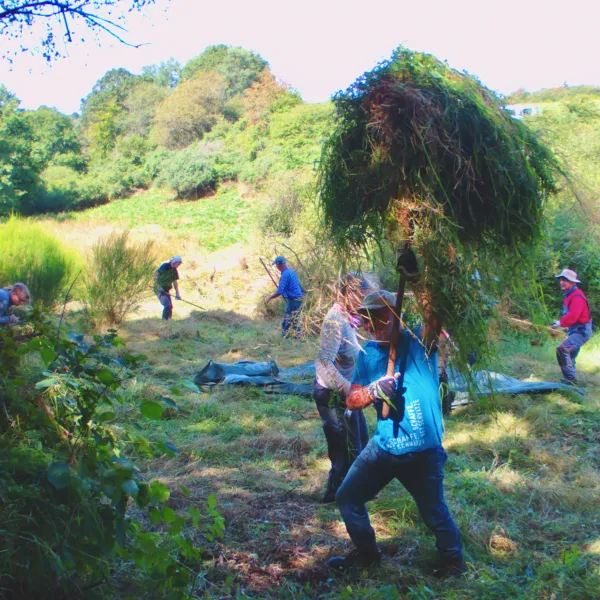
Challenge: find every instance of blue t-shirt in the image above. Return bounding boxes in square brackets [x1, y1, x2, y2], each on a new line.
[276, 268, 304, 300]
[352, 328, 444, 456]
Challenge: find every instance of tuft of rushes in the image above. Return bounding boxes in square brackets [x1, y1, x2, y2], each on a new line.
[0, 216, 78, 310]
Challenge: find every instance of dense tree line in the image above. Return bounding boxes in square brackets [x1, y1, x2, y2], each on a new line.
[0, 44, 301, 212]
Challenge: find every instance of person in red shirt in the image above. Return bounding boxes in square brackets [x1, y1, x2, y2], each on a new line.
[551, 269, 592, 384]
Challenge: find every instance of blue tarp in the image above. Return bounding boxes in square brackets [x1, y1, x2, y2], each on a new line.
[194, 360, 583, 400]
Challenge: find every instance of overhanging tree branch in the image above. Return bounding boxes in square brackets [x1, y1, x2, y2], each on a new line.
[0, 0, 161, 60]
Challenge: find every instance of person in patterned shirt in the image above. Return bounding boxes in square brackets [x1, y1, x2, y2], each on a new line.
[314, 273, 372, 503]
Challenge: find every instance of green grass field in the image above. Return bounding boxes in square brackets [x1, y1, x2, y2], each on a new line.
[59, 186, 251, 251]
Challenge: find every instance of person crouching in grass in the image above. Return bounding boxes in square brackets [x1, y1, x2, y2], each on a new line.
[327, 289, 465, 577]
[0, 283, 31, 325]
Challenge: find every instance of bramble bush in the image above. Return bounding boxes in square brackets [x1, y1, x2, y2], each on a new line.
[0, 216, 78, 310]
[83, 231, 157, 326]
[0, 311, 224, 599]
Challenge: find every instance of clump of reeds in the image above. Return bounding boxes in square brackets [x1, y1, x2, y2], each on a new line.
[318, 47, 564, 366]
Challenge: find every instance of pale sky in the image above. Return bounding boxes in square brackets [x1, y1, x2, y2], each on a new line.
[0, 0, 598, 114]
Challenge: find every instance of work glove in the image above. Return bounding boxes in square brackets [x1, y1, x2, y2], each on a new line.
[550, 320, 561, 328]
[175, 293, 181, 300]
[367, 375, 399, 403]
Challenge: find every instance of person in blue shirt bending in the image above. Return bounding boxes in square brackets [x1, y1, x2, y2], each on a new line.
[0, 283, 31, 325]
[327, 289, 465, 577]
[265, 256, 305, 338]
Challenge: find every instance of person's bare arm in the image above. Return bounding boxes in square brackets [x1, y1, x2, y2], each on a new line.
[346, 383, 373, 410]
[346, 374, 400, 410]
[174, 280, 181, 299]
[265, 292, 281, 303]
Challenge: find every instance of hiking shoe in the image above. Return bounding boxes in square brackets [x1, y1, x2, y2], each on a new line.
[432, 555, 467, 578]
[328, 547, 382, 570]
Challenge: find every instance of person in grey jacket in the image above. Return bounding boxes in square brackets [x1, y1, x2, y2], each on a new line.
[314, 273, 372, 502]
[0, 283, 31, 325]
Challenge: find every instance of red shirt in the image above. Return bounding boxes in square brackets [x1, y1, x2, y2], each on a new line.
[559, 288, 591, 328]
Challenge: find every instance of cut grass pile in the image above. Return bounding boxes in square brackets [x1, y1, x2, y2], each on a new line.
[318, 46, 563, 370]
[108, 306, 600, 599]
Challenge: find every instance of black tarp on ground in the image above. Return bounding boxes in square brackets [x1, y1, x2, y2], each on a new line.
[194, 360, 582, 399]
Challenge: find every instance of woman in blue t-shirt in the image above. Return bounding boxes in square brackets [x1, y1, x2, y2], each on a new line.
[327, 290, 464, 577]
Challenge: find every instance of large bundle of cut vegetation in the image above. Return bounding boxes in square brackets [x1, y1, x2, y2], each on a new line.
[319, 47, 563, 365]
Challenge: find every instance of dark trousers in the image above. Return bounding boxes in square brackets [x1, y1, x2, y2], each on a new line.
[556, 322, 592, 382]
[336, 441, 463, 559]
[157, 291, 173, 321]
[314, 381, 369, 492]
[282, 298, 303, 338]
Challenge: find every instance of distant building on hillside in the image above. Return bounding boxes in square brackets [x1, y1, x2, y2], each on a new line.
[504, 104, 541, 119]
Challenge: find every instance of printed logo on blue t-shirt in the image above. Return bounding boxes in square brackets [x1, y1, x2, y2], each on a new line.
[352, 329, 444, 456]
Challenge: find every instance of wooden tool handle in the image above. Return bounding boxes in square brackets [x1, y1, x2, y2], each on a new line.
[382, 256, 408, 418]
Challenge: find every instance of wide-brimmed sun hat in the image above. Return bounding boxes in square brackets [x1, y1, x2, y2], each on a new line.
[555, 269, 580, 283]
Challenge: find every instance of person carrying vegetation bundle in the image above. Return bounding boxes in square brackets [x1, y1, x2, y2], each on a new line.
[550, 269, 592, 385]
[318, 46, 562, 370]
[0, 283, 31, 325]
[154, 256, 183, 321]
[265, 256, 305, 338]
[314, 273, 372, 503]
[327, 289, 464, 575]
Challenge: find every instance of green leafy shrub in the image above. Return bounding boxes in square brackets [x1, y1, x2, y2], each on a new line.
[156, 144, 218, 198]
[257, 170, 314, 237]
[0, 216, 78, 310]
[34, 165, 82, 211]
[83, 231, 156, 326]
[0, 316, 223, 599]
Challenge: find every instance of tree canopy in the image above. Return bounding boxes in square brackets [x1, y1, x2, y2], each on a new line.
[181, 45, 268, 98]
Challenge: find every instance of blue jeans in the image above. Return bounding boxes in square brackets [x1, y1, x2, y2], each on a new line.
[336, 441, 463, 559]
[157, 291, 173, 320]
[314, 381, 369, 492]
[282, 298, 303, 337]
[556, 322, 592, 382]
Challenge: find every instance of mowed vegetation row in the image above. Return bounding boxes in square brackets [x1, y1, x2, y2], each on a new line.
[1, 46, 600, 599]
